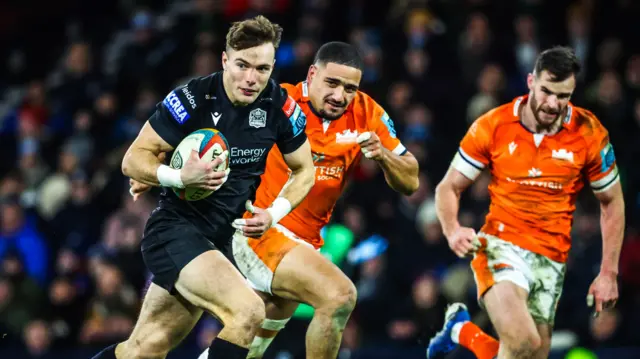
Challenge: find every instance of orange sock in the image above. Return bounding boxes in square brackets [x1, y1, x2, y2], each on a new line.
[457, 322, 499, 359]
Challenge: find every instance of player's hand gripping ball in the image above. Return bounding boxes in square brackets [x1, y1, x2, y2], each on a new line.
[170, 128, 231, 201]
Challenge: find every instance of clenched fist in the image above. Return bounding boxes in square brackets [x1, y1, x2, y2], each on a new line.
[446, 226, 481, 258]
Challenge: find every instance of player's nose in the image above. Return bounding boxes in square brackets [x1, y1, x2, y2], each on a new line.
[547, 95, 559, 110]
[329, 88, 345, 102]
[244, 69, 258, 86]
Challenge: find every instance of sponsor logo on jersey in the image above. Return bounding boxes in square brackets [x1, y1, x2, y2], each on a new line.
[288, 104, 306, 137]
[181, 86, 197, 109]
[506, 176, 563, 190]
[380, 112, 397, 138]
[163, 91, 190, 124]
[282, 95, 297, 117]
[316, 165, 344, 181]
[230, 147, 266, 165]
[600, 143, 615, 173]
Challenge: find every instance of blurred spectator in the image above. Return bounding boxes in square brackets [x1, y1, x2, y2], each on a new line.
[0, 2, 638, 358]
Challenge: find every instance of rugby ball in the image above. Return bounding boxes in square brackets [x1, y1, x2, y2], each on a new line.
[169, 128, 230, 201]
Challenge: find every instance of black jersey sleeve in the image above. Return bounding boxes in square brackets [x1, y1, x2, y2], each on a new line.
[275, 86, 308, 154]
[149, 78, 204, 148]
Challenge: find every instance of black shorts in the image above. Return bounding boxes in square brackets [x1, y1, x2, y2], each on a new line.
[141, 211, 218, 293]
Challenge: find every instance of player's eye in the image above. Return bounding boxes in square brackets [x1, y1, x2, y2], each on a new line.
[258, 67, 270, 73]
[326, 81, 338, 88]
[237, 63, 247, 69]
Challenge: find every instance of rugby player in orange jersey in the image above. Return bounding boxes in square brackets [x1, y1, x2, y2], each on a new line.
[132, 42, 420, 359]
[224, 41, 419, 359]
[427, 46, 625, 359]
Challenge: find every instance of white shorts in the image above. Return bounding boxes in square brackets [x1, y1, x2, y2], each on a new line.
[231, 224, 312, 294]
[471, 233, 566, 324]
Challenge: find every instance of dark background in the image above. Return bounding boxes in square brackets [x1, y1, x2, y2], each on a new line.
[0, 0, 638, 358]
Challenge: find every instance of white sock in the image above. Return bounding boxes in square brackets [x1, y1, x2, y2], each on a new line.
[450, 322, 467, 344]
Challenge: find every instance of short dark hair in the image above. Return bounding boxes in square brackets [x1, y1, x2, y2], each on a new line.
[226, 15, 283, 52]
[313, 42, 364, 71]
[534, 46, 581, 82]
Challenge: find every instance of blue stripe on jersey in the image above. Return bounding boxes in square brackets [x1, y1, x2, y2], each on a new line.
[381, 112, 397, 138]
[289, 104, 306, 137]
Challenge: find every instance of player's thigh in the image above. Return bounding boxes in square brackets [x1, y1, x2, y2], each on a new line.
[472, 235, 541, 350]
[272, 242, 356, 310]
[175, 249, 264, 326]
[232, 224, 356, 309]
[128, 282, 203, 351]
[483, 281, 540, 350]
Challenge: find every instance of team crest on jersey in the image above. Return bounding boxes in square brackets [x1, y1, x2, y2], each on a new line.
[336, 129, 359, 144]
[249, 108, 267, 128]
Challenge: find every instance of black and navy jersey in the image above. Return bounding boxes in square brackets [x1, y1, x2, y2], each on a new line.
[146, 71, 307, 246]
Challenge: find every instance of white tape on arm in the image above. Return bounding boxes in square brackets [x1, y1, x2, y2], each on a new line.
[156, 165, 184, 188]
[266, 197, 292, 226]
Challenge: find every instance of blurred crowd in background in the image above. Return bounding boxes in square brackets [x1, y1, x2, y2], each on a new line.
[0, 0, 639, 358]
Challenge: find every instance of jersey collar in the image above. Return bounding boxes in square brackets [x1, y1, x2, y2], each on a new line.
[512, 95, 575, 130]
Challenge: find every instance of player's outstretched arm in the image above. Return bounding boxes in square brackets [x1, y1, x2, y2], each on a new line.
[435, 167, 479, 258]
[272, 139, 315, 221]
[587, 181, 625, 315]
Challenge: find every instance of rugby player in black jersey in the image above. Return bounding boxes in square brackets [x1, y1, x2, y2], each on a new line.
[91, 15, 314, 359]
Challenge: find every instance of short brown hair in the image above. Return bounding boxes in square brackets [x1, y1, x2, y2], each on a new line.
[226, 15, 283, 52]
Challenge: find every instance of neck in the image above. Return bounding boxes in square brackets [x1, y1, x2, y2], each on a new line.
[521, 100, 563, 135]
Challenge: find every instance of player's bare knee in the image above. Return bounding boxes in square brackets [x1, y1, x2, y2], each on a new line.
[506, 332, 542, 359]
[228, 300, 266, 336]
[121, 331, 174, 359]
[319, 281, 357, 326]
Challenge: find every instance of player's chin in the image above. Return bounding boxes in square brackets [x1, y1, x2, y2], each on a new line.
[536, 112, 559, 125]
[237, 90, 259, 103]
[323, 107, 345, 120]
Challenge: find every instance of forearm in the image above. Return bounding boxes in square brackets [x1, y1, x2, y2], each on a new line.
[599, 197, 625, 274]
[435, 182, 462, 238]
[275, 166, 315, 209]
[121, 148, 166, 187]
[378, 149, 420, 195]
[267, 166, 315, 226]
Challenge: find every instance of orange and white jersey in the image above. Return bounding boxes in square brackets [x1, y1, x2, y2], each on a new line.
[453, 95, 619, 263]
[251, 82, 406, 248]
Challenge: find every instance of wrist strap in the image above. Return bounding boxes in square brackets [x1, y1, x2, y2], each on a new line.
[266, 197, 292, 226]
[157, 165, 184, 188]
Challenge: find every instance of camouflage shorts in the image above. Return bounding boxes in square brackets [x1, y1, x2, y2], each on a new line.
[470, 233, 566, 324]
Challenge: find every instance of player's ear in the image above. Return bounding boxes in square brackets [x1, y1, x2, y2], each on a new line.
[527, 73, 535, 91]
[307, 65, 317, 82]
[222, 51, 228, 70]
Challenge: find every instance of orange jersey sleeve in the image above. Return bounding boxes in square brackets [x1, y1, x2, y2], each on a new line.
[362, 98, 407, 155]
[583, 116, 620, 193]
[452, 113, 494, 180]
